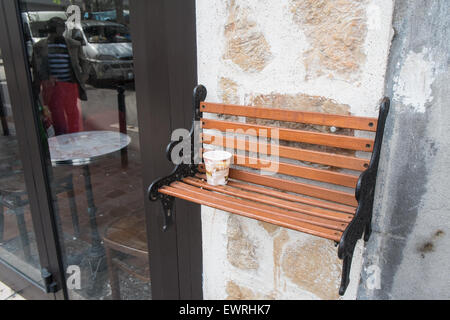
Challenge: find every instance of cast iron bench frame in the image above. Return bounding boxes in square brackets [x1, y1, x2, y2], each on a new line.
[149, 85, 390, 295]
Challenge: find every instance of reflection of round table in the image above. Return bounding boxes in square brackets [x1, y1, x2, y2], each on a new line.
[48, 131, 131, 270]
[49, 131, 131, 167]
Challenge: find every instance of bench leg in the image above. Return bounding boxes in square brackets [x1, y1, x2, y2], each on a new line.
[339, 254, 353, 296]
[364, 220, 372, 242]
[106, 246, 121, 300]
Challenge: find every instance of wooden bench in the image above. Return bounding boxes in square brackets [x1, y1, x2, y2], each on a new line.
[149, 85, 390, 295]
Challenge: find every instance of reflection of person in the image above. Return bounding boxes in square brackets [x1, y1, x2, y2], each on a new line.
[31, 17, 88, 135]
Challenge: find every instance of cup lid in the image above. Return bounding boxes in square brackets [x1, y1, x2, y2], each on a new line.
[203, 150, 233, 161]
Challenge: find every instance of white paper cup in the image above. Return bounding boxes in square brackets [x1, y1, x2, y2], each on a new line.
[203, 150, 233, 186]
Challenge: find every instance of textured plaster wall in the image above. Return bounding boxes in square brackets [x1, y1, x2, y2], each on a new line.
[196, 0, 394, 300]
[358, 0, 450, 299]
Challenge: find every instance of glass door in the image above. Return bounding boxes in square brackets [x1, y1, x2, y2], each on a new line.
[16, 0, 149, 300]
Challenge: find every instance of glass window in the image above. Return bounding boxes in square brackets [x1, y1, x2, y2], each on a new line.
[18, 0, 150, 300]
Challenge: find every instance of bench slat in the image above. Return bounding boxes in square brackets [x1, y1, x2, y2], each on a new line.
[176, 181, 347, 231]
[194, 173, 356, 214]
[202, 133, 370, 171]
[201, 119, 375, 152]
[231, 154, 359, 188]
[201, 151, 359, 188]
[225, 168, 358, 207]
[183, 176, 353, 223]
[201, 102, 378, 132]
[159, 183, 344, 241]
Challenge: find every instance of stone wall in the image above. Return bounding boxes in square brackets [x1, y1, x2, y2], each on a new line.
[197, 0, 394, 299]
[358, 0, 450, 299]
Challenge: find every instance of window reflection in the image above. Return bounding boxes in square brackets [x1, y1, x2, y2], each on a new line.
[31, 16, 87, 136]
[84, 24, 131, 43]
[19, 0, 149, 300]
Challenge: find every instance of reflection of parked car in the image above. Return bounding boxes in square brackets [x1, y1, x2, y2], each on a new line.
[84, 10, 130, 24]
[21, 11, 68, 59]
[70, 20, 134, 83]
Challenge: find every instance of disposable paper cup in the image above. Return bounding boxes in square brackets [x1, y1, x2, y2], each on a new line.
[203, 150, 233, 186]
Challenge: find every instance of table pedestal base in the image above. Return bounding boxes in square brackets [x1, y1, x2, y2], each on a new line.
[83, 166, 107, 274]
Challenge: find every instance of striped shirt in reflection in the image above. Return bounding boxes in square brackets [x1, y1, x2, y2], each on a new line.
[48, 42, 74, 82]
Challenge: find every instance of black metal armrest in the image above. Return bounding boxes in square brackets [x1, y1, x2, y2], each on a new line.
[337, 97, 390, 295]
[147, 85, 207, 231]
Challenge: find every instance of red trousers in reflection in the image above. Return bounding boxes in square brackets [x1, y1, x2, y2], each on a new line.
[42, 81, 83, 136]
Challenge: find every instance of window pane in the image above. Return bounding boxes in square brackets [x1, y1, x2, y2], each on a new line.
[18, 0, 150, 300]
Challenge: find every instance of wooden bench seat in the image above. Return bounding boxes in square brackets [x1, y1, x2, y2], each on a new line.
[149, 85, 390, 296]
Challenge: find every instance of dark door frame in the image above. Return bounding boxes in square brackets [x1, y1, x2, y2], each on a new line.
[130, 0, 203, 300]
[0, 0, 203, 300]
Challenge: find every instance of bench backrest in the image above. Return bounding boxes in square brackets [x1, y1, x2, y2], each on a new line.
[199, 102, 380, 208]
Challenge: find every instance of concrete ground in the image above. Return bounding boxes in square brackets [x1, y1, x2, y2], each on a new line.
[0, 281, 25, 300]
